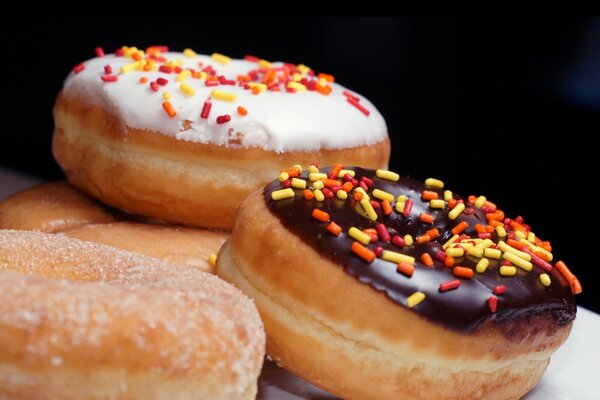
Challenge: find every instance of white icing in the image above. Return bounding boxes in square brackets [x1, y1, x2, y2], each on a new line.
[62, 51, 388, 152]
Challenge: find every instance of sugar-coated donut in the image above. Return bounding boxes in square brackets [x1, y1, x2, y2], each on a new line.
[0, 182, 227, 273]
[216, 165, 580, 400]
[0, 230, 265, 400]
[53, 46, 390, 230]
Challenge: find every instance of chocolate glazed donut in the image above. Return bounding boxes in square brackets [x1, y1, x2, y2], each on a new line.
[217, 165, 580, 400]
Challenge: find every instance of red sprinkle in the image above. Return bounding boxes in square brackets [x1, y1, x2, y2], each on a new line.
[369, 200, 380, 209]
[439, 279, 461, 292]
[95, 47, 105, 57]
[523, 248, 553, 272]
[374, 246, 384, 257]
[434, 250, 446, 261]
[402, 199, 414, 218]
[359, 181, 369, 192]
[150, 81, 159, 92]
[159, 65, 173, 74]
[244, 54, 260, 63]
[200, 99, 212, 119]
[73, 63, 85, 73]
[493, 285, 506, 295]
[104, 65, 112, 74]
[282, 179, 291, 188]
[322, 188, 334, 199]
[391, 235, 406, 248]
[347, 96, 370, 116]
[216, 114, 231, 124]
[360, 176, 373, 187]
[342, 90, 360, 102]
[156, 77, 169, 86]
[100, 75, 118, 82]
[375, 224, 391, 242]
[488, 296, 498, 313]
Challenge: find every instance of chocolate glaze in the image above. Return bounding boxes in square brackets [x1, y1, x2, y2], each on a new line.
[264, 167, 576, 333]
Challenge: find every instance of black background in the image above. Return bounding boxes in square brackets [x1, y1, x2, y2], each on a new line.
[1, 17, 598, 312]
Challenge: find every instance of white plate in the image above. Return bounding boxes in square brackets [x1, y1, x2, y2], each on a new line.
[1, 167, 598, 399]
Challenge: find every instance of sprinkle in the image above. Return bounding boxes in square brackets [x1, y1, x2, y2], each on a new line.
[200, 99, 212, 119]
[322, 188, 334, 199]
[397, 261, 415, 277]
[303, 189, 314, 200]
[444, 256, 455, 267]
[439, 279, 461, 292]
[314, 189, 325, 202]
[162, 92, 171, 100]
[183, 48, 197, 58]
[312, 208, 330, 222]
[425, 178, 444, 189]
[499, 265, 517, 276]
[453, 266, 474, 279]
[444, 190, 453, 201]
[271, 188, 294, 201]
[527, 232, 536, 243]
[150, 81, 159, 92]
[493, 285, 506, 295]
[416, 234, 431, 244]
[467, 247, 484, 258]
[421, 253, 434, 266]
[104, 64, 112, 74]
[446, 248, 465, 258]
[176, 70, 191, 82]
[179, 83, 195, 96]
[211, 52, 231, 65]
[488, 296, 498, 313]
[95, 47, 105, 57]
[101, 75, 118, 82]
[448, 203, 465, 220]
[430, 199, 445, 209]
[496, 225, 507, 238]
[474, 195, 487, 208]
[476, 258, 490, 273]
[211, 89, 237, 102]
[216, 114, 231, 124]
[291, 178, 306, 189]
[233, 106, 247, 117]
[278, 172, 289, 182]
[503, 251, 533, 271]
[308, 173, 326, 181]
[327, 222, 342, 236]
[162, 101, 176, 117]
[244, 54, 260, 62]
[406, 292, 426, 308]
[419, 213, 434, 224]
[349, 227, 371, 245]
[159, 65, 173, 74]
[404, 234, 414, 246]
[539, 273, 551, 287]
[371, 189, 394, 202]
[498, 241, 532, 261]
[375, 169, 399, 182]
[338, 169, 356, 178]
[402, 199, 414, 218]
[360, 198, 378, 221]
[395, 201, 406, 213]
[524, 249, 553, 272]
[139, 77, 148, 84]
[391, 235, 406, 248]
[287, 81, 307, 91]
[73, 62, 85, 73]
[312, 181, 324, 190]
[208, 253, 217, 267]
[484, 248, 502, 259]
[382, 250, 415, 265]
[443, 234, 460, 249]
[351, 241, 375, 263]
[421, 190, 439, 200]
[555, 261, 576, 283]
[347, 96, 370, 116]
[337, 190, 348, 200]
[570, 278, 583, 295]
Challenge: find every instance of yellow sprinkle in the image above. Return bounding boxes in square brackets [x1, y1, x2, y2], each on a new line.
[208, 253, 217, 267]
[309, 172, 327, 181]
[382, 250, 415, 265]
[444, 190, 453, 201]
[375, 169, 400, 182]
[247, 82, 267, 92]
[318, 77, 328, 86]
[292, 72, 303, 81]
[443, 234, 460, 249]
[348, 227, 371, 246]
[211, 52, 231, 65]
[459, 242, 474, 250]
[406, 292, 426, 308]
[360, 198, 378, 221]
[429, 199, 445, 209]
[539, 273, 551, 287]
[338, 169, 355, 178]
[211, 89, 237, 102]
[259, 59, 272, 68]
[474, 195, 487, 208]
[195, 71, 207, 80]
[476, 258, 490, 273]
[498, 241, 532, 261]
[484, 248, 502, 259]
[287, 81, 307, 91]
[293, 165, 303, 172]
[175, 59, 184, 66]
[312, 180, 324, 190]
[527, 232, 536, 243]
[180, 83, 196, 96]
[308, 165, 320, 174]
[395, 201, 406, 213]
[297, 64, 311, 75]
[337, 190, 348, 200]
[476, 239, 494, 250]
[467, 247, 484, 258]
[448, 203, 465, 220]
[183, 48, 197, 58]
[397, 195, 407, 202]
[503, 252, 533, 271]
[121, 62, 139, 73]
[278, 172, 289, 182]
[314, 189, 325, 202]
[271, 188, 294, 201]
[176, 69, 191, 82]
[515, 230, 527, 240]
[518, 239, 553, 261]
[372, 189, 395, 202]
[500, 265, 517, 277]
[291, 178, 306, 189]
[425, 178, 444, 189]
[495, 225, 507, 238]
[162, 92, 172, 100]
[446, 248, 465, 258]
[355, 187, 370, 200]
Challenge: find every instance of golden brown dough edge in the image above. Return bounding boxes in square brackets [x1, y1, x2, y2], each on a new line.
[52, 94, 391, 230]
[216, 190, 573, 400]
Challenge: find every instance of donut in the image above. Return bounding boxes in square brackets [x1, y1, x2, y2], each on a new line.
[216, 165, 581, 400]
[0, 230, 265, 399]
[0, 182, 227, 273]
[53, 46, 390, 230]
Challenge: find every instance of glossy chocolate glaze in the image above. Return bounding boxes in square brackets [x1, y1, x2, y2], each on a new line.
[264, 167, 576, 332]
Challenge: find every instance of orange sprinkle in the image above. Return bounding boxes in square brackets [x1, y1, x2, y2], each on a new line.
[539, 241, 553, 252]
[322, 178, 342, 187]
[570, 278, 583, 294]
[467, 195, 477, 204]
[425, 228, 440, 239]
[510, 220, 529, 232]
[353, 192, 364, 201]
[445, 256, 455, 267]
[285, 166, 301, 178]
[397, 261, 415, 277]
[312, 208, 329, 222]
[507, 239, 528, 251]
[421, 190, 439, 200]
[342, 182, 354, 192]
[486, 210, 505, 221]
[555, 261, 576, 283]
[139, 77, 148, 84]
[351, 241, 376, 263]
[485, 225, 494, 233]
[251, 86, 260, 95]
[489, 220, 503, 227]
[382, 199, 393, 215]
[330, 163, 343, 177]
[362, 228, 377, 236]
[132, 52, 142, 61]
[419, 213, 434, 224]
[303, 189, 314, 200]
[453, 266, 474, 279]
[162, 101, 176, 117]
[416, 234, 431, 244]
[474, 224, 486, 234]
[316, 83, 333, 95]
[447, 199, 458, 209]
[484, 200, 497, 210]
[318, 72, 335, 82]
[327, 221, 342, 236]
[534, 251, 550, 261]
[237, 106, 248, 116]
[421, 253, 434, 267]
[451, 221, 469, 235]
